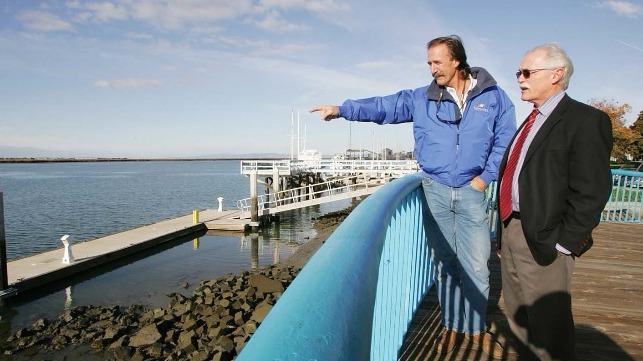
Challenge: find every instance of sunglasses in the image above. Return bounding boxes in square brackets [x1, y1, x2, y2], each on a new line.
[435, 91, 462, 124]
[515, 68, 557, 79]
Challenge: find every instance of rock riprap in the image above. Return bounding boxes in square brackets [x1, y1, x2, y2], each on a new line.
[4, 266, 300, 361]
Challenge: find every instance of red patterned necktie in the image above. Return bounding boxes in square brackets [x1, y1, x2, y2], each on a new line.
[499, 109, 539, 221]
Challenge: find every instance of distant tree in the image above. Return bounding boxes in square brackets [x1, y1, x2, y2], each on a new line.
[589, 99, 635, 162]
[629, 110, 643, 160]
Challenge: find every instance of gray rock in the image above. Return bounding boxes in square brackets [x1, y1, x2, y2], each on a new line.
[250, 302, 273, 323]
[104, 326, 123, 340]
[217, 336, 235, 353]
[31, 318, 48, 330]
[108, 336, 129, 350]
[5, 265, 301, 359]
[128, 323, 162, 347]
[147, 342, 165, 358]
[109, 345, 132, 360]
[177, 330, 197, 353]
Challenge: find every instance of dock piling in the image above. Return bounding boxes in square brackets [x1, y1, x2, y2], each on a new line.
[250, 171, 258, 227]
[0, 193, 8, 290]
[273, 167, 280, 206]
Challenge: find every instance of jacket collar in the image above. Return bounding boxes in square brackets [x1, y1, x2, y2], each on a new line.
[523, 94, 571, 164]
[426, 67, 498, 102]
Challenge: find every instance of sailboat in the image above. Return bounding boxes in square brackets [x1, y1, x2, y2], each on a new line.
[289, 110, 322, 167]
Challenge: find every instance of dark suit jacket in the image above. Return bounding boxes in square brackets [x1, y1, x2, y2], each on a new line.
[497, 94, 613, 266]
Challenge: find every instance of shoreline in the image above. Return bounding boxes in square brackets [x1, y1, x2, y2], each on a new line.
[1, 205, 355, 360]
[0, 157, 286, 164]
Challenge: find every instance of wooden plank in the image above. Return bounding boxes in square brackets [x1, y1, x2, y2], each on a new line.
[204, 219, 249, 231]
[398, 222, 643, 361]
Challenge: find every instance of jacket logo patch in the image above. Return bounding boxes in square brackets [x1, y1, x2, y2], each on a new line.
[474, 103, 489, 113]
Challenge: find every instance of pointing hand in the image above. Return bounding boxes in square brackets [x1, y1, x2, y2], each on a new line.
[309, 105, 340, 121]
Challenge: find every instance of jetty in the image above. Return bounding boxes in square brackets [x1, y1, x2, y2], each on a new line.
[1, 209, 245, 297]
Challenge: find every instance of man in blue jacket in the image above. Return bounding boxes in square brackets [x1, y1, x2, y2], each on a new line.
[310, 35, 516, 357]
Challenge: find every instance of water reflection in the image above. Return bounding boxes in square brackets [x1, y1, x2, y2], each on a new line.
[249, 233, 260, 270]
[64, 286, 73, 311]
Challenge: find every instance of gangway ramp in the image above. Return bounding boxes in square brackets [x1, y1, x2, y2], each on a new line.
[237, 175, 394, 218]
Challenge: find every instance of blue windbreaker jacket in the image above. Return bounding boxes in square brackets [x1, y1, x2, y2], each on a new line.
[338, 67, 517, 187]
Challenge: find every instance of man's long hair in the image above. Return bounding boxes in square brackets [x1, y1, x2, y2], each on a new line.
[427, 35, 471, 79]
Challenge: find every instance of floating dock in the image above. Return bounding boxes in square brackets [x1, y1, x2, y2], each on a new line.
[2, 209, 248, 297]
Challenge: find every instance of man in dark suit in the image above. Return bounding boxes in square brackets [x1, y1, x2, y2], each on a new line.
[497, 43, 613, 360]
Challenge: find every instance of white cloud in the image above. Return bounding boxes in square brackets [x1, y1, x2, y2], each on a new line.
[84, 2, 129, 22]
[247, 10, 307, 33]
[124, 32, 155, 41]
[93, 79, 163, 89]
[126, 0, 255, 29]
[58, 0, 347, 31]
[355, 60, 395, 70]
[17, 10, 74, 32]
[595, 1, 642, 18]
[258, 0, 350, 13]
[216, 35, 314, 56]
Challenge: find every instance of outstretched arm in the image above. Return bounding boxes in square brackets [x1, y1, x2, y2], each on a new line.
[309, 105, 340, 121]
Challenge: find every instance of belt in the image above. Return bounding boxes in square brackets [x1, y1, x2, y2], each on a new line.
[502, 211, 521, 227]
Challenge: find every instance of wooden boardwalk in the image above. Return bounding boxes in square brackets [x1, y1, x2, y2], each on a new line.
[399, 222, 642, 361]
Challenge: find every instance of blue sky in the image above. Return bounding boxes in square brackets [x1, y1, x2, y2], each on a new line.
[1, 0, 641, 158]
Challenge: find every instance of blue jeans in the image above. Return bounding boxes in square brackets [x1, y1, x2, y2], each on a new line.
[422, 177, 491, 334]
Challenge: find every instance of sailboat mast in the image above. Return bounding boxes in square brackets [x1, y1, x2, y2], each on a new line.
[290, 110, 294, 160]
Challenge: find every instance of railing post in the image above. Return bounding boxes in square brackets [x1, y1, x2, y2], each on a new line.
[250, 170, 258, 228]
[0, 192, 8, 290]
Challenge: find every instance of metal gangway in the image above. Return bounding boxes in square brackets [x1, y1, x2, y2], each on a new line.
[237, 159, 420, 218]
[236, 174, 394, 218]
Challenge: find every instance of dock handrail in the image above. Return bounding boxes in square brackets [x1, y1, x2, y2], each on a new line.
[240, 159, 419, 176]
[604, 169, 643, 222]
[236, 175, 390, 214]
[236, 173, 432, 360]
[240, 160, 293, 175]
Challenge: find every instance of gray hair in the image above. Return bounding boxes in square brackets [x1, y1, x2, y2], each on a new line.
[526, 43, 574, 89]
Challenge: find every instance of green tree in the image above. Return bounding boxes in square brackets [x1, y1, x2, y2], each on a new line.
[589, 99, 634, 162]
[629, 110, 643, 160]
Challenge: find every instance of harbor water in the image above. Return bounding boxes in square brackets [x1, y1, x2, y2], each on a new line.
[0, 160, 350, 335]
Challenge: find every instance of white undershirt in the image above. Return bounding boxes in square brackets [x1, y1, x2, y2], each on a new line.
[446, 75, 477, 112]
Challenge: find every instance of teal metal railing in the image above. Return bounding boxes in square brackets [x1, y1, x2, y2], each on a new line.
[236, 173, 431, 361]
[604, 169, 643, 222]
[236, 169, 642, 361]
